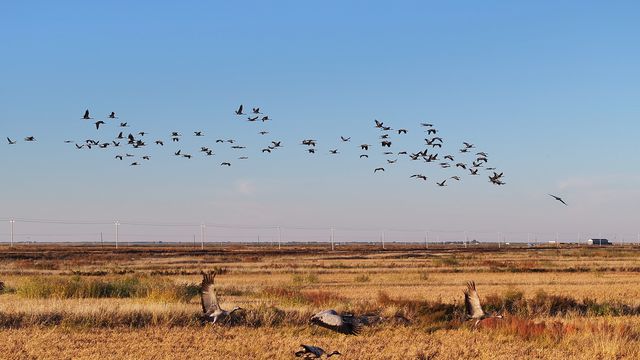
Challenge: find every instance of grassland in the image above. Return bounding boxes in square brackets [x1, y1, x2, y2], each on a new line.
[1, 243, 640, 359]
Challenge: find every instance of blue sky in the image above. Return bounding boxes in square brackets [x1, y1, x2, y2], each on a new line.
[1, 1, 639, 243]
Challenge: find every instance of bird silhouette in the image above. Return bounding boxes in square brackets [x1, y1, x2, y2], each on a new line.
[82, 110, 92, 120]
[548, 194, 568, 206]
[221, 162, 231, 166]
[340, 136, 351, 142]
[235, 105, 244, 115]
[374, 167, 385, 173]
[108, 112, 117, 119]
[7, 137, 16, 145]
[94, 121, 105, 130]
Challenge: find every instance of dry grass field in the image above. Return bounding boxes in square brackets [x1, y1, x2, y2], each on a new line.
[1, 243, 640, 359]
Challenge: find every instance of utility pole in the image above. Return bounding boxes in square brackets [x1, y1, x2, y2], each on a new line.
[425, 231, 429, 249]
[330, 227, 335, 251]
[278, 226, 282, 250]
[556, 232, 559, 248]
[464, 231, 468, 248]
[9, 219, 15, 247]
[200, 224, 205, 250]
[114, 221, 120, 249]
[498, 232, 501, 249]
[381, 230, 386, 250]
[100, 232, 103, 247]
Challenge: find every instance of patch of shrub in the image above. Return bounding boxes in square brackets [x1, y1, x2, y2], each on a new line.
[16, 275, 199, 302]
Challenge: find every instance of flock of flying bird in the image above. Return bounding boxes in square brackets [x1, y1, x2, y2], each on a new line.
[199, 271, 501, 359]
[6, 106, 509, 188]
[3, 106, 578, 206]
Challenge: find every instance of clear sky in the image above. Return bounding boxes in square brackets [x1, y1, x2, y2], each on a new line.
[1, 1, 639, 243]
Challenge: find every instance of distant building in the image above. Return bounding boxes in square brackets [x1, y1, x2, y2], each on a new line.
[587, 238, 611, 246]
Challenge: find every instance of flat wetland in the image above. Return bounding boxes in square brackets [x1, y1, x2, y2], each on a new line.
[1, 243, 640, 359]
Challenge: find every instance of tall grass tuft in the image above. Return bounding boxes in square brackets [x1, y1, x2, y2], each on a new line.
[16, 275, 199, 302]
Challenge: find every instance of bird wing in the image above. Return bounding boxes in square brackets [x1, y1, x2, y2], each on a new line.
[200, 271, 220, 314]
[314, 311, 361, 335]
[464, 281, 484, 319]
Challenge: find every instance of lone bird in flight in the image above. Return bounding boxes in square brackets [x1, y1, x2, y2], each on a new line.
[7, 137, 16, 145]
[548, 194, 568, 206]
[200, 271, 243, 324]
[310, 310, 361, 335]
[464, 281, 503, 328]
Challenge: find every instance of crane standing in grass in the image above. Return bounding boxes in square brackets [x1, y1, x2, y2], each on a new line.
[200, 271, 243, 324]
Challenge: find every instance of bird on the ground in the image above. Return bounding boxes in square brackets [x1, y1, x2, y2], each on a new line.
[199, 271, 243, 324]
[464, 281, 503, 328]
[7, 137, 16, 145]
[310, 310, 361, 335]
[548, 194, 568, 206]
[295, 344, 341, 359]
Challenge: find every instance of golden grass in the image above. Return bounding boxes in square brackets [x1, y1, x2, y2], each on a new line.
[1, 244, 640, 359]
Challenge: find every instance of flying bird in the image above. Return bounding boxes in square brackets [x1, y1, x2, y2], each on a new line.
[340, 136, 351, 142]
[235, 104, 244, 115]
[374, 167, 385, 173]
[82, 109, 92, 119]
[24, 136, 36, 142]
[548, 194, 568, 206]
[7, 137, 16, 145]
[464, 281, 503, 328]
[108, 112, 117, 119]
[221, 162, 231, 166]
[95, 121, 105, 130]
[200, 271, 243, 324]
[310, 310, 361, 335]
